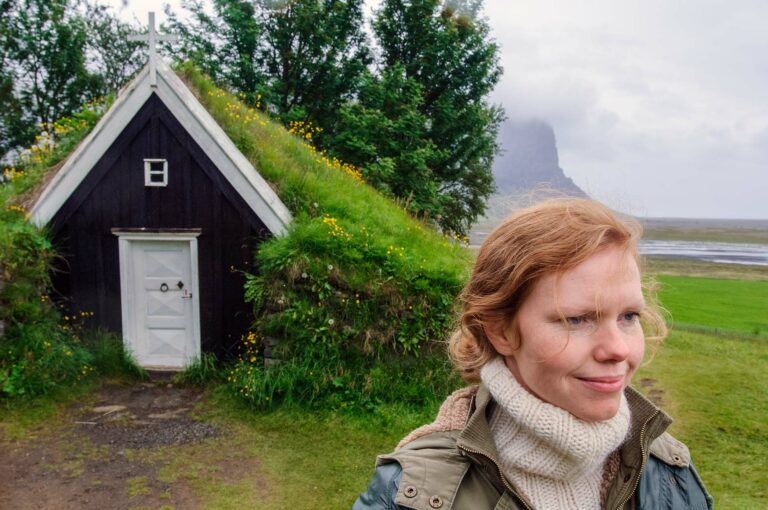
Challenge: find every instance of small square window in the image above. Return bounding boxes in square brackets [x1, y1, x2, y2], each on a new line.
[144, 159, 168, 187]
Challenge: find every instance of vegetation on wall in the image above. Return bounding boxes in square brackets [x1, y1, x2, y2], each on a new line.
[0, 99, 109, 397]
[181, 65, 472, 410]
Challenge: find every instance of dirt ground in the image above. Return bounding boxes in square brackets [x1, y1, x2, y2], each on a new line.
[0, 381, 264, 510]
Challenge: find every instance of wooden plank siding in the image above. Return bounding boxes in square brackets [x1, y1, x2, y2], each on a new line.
[49, 93, 271, 358]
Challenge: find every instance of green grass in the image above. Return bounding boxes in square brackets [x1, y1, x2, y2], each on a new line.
[189, 391, 437, 509]
[656, 275, 768, 337]
[3, 326, 762, 509]
[0, 383, 96, 440]
[82, 328, 147, 380]
[636, 330, 768, 508]
[120, 388, 436, 509]
[181, 64, 472, 282]
[172, 353, 222, 386]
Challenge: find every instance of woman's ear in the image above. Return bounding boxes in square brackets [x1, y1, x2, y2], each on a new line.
[484, 320, 517, 356]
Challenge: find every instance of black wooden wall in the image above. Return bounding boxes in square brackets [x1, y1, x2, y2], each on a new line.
[49, 93, 271, 358]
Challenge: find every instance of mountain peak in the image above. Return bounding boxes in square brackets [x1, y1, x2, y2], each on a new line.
[492, 119, 585, 196]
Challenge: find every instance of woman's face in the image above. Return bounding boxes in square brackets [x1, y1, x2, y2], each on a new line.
[490, 244, 646, 422]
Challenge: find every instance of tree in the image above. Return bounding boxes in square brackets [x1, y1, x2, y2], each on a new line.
[6, 0, 101, 132]
[0, 0, 141, 156]
[371, 0, 504, 234]
[258, 0, 370, 134]
[83, 2, 145, 94]
[329, 66, 441, 217]
[0, 0, 30, 156]
[165, 0, 263, 98]
[167, 0, 370, 137]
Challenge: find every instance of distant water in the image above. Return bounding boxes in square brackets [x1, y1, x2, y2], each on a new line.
[469, 232, 768, 266]
[638, 240, 768, 266]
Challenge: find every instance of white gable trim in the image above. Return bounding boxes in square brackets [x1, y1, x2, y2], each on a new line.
[29, 68, 153, 226]
[29, 60, 292, 235]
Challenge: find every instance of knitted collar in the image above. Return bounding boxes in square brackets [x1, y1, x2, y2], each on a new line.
[480, 356, 631, 482]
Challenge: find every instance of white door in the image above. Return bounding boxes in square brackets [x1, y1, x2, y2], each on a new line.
[120, 238, 201, 368]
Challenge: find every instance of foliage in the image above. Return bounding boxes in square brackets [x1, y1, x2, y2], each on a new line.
[0, 98, 107, 398]
[368, 0, 504, 234]
[0, 214, 94, 397]
[83, 2, 145, 93]
[168, 0, 501, 236]
[1, 0, 97, 153]
[82, 328, 147, 380]
[328, 66, 442, 217]
[0, 0, 141, 155]
[172, 352, 223, 386]
[166, 0, 370, 135]
[182, 66, 472, 410]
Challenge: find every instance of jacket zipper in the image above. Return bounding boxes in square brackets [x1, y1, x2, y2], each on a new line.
[456, 444, 533, 510]
[615, 409, 660, 510]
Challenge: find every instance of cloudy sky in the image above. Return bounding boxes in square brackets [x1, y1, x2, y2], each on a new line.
[110, 0, 768, 219]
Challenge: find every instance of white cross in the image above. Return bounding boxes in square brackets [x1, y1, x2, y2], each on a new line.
[128, 12, 179, 87]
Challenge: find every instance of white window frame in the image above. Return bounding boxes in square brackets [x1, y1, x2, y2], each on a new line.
[144, 158, 168, 187]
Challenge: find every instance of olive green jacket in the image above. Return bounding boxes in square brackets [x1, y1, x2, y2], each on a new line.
[353, 385, 712, 509]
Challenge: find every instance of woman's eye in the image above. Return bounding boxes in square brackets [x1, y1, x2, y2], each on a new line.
[565, 316, 589, 328]
[620, 312, 641, 324]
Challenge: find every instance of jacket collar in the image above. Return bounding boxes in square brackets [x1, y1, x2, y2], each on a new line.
[456, 383, 673, 504]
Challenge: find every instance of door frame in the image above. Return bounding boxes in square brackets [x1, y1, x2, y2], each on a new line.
[113, 229, 202, 368]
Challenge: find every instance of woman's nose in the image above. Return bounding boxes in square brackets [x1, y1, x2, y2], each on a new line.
[593, 322, 630, 362]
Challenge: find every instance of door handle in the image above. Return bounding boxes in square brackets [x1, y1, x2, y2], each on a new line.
[181, 289, 193, 299]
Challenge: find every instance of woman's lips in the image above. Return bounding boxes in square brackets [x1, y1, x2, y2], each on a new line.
[577, 375, 625, 393]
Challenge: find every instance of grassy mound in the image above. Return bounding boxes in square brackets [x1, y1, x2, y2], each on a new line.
[179, 64, 472, 410]
[0, 102, 106, 397]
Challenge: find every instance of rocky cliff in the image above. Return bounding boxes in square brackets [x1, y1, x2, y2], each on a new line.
[474, 120, 586, 232]
[493, 119, 585, 196]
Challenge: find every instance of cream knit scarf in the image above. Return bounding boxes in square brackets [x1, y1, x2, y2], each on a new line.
[480, 357, 631, 510]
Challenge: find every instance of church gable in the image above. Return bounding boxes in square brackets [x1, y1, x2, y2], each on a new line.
[20, 14, 292, 368]
[49, 93, 269, 236]
[29, 60, 291, 234]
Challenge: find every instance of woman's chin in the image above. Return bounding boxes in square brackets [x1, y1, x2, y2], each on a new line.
[568, 397, 623, 422]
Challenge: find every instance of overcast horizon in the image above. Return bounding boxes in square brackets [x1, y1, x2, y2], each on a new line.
[107, 0, 768, 220]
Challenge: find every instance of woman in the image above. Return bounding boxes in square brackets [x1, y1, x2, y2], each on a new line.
[353, 199, 712, 509]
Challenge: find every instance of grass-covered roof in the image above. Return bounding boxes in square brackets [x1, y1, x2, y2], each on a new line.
[2, 63, 472, 407]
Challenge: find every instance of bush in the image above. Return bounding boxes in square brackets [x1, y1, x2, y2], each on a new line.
[227, 335, 460, 412]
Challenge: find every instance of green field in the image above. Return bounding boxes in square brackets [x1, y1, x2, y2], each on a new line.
[656, 275, 768, 337]
[635, 330, 768, 508]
